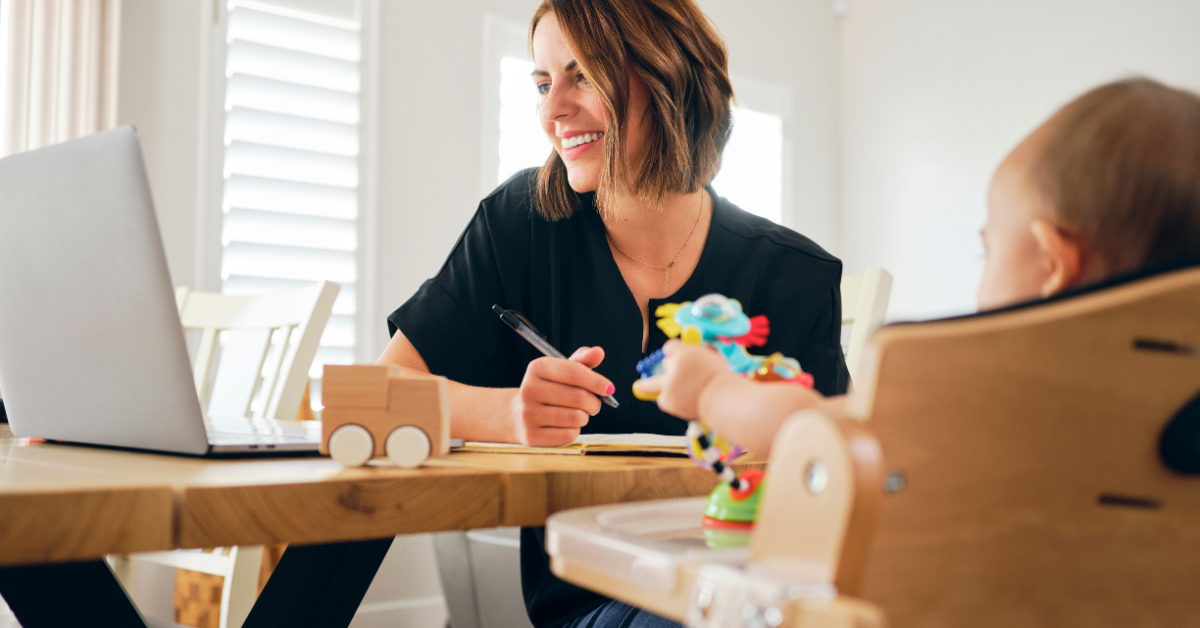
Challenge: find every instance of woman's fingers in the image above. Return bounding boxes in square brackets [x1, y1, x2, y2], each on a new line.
[523, 426, 582, 448]
[521, 377, 602, 416]
[568, 345, 606, 369]
[527, 405, 591, 429]
[530, 356, 614, 397]
[513, 351, 613, 447]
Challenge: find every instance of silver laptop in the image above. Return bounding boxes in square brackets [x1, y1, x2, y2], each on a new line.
[0, 126, 319, 455]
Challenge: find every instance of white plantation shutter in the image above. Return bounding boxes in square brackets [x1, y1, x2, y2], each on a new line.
[220, 1, 361, 390]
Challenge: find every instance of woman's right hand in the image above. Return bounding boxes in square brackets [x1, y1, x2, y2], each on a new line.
[511, 346, 615, 447]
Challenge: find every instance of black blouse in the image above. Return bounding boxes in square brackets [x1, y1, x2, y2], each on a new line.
[388, 169, 849, 628]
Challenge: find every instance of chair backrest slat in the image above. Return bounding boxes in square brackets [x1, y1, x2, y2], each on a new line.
[175, 281, 339, 420]
[840, 268, 893, 382]
[255, 326, 293, 419]
[192, 326, 219, 403]
[207, 328, 274, 419]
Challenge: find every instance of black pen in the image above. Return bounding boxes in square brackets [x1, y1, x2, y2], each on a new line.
[493, 305, 620, 409]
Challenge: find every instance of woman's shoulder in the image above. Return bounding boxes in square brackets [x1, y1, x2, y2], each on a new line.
[478, 167, 597, 236]
[709, 190, 841, 270]
[479, 168, 540, 220]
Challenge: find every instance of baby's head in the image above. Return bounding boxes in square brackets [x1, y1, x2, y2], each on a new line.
[978, 78, 1200, 310]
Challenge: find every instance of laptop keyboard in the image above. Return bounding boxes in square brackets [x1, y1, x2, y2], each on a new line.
[206, 419, 321, 445]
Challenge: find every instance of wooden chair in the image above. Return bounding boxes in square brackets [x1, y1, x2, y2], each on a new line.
[840, 267, 893, 383]
[846, 261, 1200, 626]
[434, 272, 892, 628]
[111, 280, 339, 628]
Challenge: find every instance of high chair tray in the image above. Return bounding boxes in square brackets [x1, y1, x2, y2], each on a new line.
[547, 412, 891, 627]
[547, 498, 751, 593]
[547, 497, 852, 626]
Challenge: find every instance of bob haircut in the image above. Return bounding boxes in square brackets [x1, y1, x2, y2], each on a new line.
[529, 0, 733, 221]
[1032, 77, 1200, 274]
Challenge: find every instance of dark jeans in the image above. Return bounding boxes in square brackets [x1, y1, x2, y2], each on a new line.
[559, 600, 683, 628]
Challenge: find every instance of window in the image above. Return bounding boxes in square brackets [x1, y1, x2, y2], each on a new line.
[711, 107, 784, 224]
[218, 0, 363, 407]
[490, 49, 788, 225]
[497, 56, 549, 184]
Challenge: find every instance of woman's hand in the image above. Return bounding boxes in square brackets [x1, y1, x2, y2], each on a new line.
[633, 340, 731, 420]
[511, 346, 615, 447]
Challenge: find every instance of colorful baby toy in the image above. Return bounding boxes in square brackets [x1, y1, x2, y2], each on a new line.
[634, 294, 814, 531]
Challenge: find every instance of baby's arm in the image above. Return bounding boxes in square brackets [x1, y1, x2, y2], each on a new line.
[635, 341, 835, 457]
[696, 370, 831, 456]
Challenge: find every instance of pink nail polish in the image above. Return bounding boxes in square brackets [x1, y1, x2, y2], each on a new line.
[605, 384, 615, 395]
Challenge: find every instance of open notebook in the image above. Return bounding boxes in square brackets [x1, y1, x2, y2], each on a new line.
[455, 433, 688, 456]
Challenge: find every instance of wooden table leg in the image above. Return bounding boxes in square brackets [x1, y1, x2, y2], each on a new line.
[0, 559, 148, 627]
[241, 537, 394, 628]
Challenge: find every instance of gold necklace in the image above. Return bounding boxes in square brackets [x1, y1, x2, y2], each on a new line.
[606, 192, 704, 295]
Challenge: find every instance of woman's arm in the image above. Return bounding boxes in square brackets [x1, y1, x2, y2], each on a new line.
[378, 330, 615, 446]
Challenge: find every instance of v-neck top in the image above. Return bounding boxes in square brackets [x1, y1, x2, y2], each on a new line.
[388, 168, 849, 628]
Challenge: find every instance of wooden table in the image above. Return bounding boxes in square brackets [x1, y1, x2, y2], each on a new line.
[0, 425, 757, 627]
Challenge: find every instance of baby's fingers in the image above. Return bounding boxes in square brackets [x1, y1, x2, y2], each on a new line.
[632, 376, 662, 401]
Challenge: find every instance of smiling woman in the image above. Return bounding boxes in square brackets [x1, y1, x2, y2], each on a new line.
[378, 1, 849, 627]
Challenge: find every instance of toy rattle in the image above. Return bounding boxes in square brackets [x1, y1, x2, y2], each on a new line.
[634, 294, 814, 531]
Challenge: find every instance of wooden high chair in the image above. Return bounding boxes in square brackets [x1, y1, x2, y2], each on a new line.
[848, 261, 1200, 626]
[548, 261, 1200, 628]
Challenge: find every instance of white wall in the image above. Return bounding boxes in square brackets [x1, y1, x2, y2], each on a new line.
[116, 0, 207, 290]
[698, 0, 840, 254]
[370, 0, 540, 360]
[838, 0, 1200, 321]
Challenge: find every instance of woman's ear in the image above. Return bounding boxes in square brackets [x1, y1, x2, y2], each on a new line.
[1029, 218, 1082, 297]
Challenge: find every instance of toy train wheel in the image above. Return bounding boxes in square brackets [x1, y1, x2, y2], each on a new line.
[329, 424, 374, 467]
[386, 426, 431, 468]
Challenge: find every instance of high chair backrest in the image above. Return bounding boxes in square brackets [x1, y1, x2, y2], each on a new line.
[849, 262, 1200, 627]
[840, 268, 893, 382]
[175, 281, 339, 420]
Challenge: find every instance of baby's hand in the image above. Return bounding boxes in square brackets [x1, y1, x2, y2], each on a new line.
[633, 340, 732, 420]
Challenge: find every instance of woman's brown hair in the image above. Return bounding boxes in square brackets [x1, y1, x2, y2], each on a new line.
[1033, 77, 1200, 274]
[529, 0, 733, 220]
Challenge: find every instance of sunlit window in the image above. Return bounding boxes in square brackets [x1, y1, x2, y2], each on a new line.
[495, 56, 784, 223]
[497, 57, 549, 183]
[711, 107, 783, 224]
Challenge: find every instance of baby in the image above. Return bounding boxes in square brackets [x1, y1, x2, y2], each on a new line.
[635, 77, 1200, 455]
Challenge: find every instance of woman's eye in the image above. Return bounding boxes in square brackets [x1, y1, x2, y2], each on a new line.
[577, 72, 590, 86]
[536, 82, 551, 96]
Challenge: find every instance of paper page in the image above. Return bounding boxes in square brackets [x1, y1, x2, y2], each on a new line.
[572, 433, 688, 447]
[457, 433, 687, 454]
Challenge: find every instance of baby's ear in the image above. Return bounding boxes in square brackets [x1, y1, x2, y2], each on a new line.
[1030, 218, 1082, 297]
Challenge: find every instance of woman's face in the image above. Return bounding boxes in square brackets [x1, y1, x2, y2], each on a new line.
[532, 12, 650, 193]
